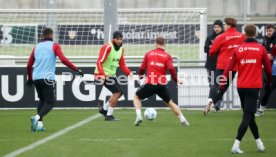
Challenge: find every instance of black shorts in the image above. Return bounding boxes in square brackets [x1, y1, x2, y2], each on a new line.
[237, 88, 259, 113]
[136, 84, 171, 103]
[34, 79, 55, 104]
[95, 77, 122, 94]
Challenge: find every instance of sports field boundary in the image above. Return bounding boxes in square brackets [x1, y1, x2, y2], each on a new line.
[3, 113, 101, 157]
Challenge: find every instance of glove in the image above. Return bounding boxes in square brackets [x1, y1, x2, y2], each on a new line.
[76, 69, 84, 77]
[139, 75, 145, 80]
[26, 80, 34, 88]
[96, 75, 106, 80]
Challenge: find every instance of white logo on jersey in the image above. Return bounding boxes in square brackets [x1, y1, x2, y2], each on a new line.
[226, 35, 242, 40]
[240, 59, 257, 64]
[228, 45, 239, 49]
[155, 62, 165, 67]
[150, 61, 165, 67]
[238, 47, 260, 52]
[149, 51, 167, 57]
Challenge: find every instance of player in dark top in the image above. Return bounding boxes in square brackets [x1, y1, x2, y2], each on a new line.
[256, 24, 276, 116]
[204, 19, 224, 112]
[133, 36, 189, 126]
[222, 24, 271, 154]
[259, 43, 276, 115]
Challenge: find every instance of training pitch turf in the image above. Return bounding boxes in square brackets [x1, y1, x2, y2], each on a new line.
[0, 109, 275, 157]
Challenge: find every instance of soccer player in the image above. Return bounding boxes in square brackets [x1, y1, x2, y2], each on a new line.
[221, 24, 271, 154]
[27, 28, 83, 132]
[204, 19, 224, 112]
[133, 36, 189, 126]
[204, 17, 246, 115]
[95, 31, 133, 121]
[262, 24, 276, 53]
[259, 43, 276, 113]
[256, 24, 276, 116]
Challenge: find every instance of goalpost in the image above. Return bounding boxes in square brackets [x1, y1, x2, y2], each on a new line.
[0, 8, 207, 62]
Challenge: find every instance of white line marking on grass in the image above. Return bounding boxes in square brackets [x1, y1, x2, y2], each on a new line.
[3, 113, 101, 157]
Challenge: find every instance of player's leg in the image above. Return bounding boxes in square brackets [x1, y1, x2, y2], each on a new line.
[270, 76, 276, 93]
[204, 69, 223, 115]
[103, 77, 123, 121]
[95, 78, 109, 116]
[206, 69, 212, 88]
[37, 100, 44, 130]
[133, 95, 143, 126]
[156, 85, 189, 126]
[231, 88, 246, 154]
[249, 115, 265, 151]
[36, 84, 45, 122]
[208, 69, 222, 112]
[31, 80, 54, 132]
[232, 88, 264, 154]
[31, 80, 44, 132]
[246, 88, 265, 152]
[257, 75, 276, 116]
[133, 84, 155, 126]
[35, 80, 55, 131]
[256, 70, 267, 116]
[217, 71, 237, 101]
[204, 70, 236, 115]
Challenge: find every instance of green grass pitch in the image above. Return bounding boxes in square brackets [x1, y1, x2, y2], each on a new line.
[0, 109, 275, 157]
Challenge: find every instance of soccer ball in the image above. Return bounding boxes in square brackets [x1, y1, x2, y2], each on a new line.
[144, 108, 157, 120]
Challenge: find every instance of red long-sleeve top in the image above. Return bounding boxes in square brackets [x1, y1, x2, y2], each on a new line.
[223, 39, 272, 88]
[139, 48, 178, 85]
[210, 28, 246, 71]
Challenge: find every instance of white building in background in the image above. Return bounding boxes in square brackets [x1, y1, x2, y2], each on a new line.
[0, 0, 275, 18]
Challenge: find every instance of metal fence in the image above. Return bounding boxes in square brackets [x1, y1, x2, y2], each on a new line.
[178, 65, 240, 109]
[0, 56, 242, 109]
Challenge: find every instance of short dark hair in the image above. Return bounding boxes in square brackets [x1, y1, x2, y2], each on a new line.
[42, 28, 53, 38]
[224, 17, 237, 28]
[155, 36, 166, 45]
[266, 24, 275, 30]
[113, 31, 123, 39]
[213, 19, 223, 28]
[244, 24, 256, 37]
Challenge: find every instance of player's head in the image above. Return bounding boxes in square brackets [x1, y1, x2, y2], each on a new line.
[213, 20, 223, 34]
[244, 24, 257, 38]
[42, 27, 54, 39]
[112, 31, 123, 46]
[224, 17, 237, 30]
[265, 24, 275, 38]
[155, 36, 166, 48]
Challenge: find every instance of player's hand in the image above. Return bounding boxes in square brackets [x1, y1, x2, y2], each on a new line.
[128, 72, 134, 80]
[139, 75, 145, 80]
[268, 54, 273, 60]
[76, 69, 84, 77]
[26, 80, 34, 88]
[177, 79, 183, 85]
[97, 75, 106, 80]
